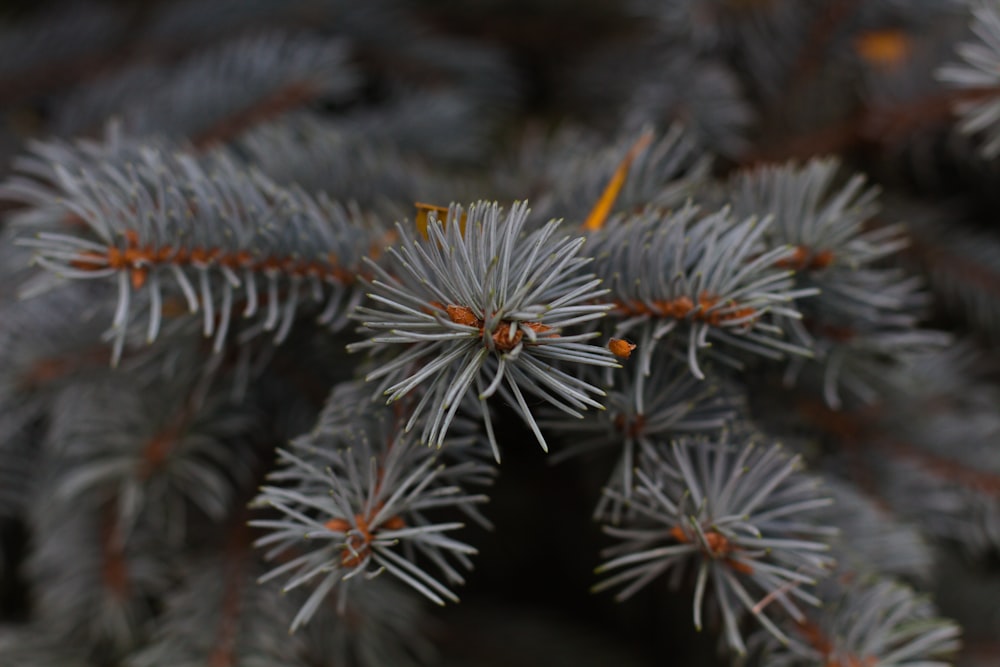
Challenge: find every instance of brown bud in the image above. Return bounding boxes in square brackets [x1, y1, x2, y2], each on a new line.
[608, 338, 637, 359]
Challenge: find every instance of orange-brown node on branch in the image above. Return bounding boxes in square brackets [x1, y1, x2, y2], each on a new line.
[775, 246, 810, 270]
[615, 294, 758, 327]
[219, 249, 253, 269]
[798, 619, 834, 657]
[435, 302, 554, 350]
[671, 525, 732, 557]
[137, 422, 185, 479]
[697, 293, 761, 327]
[491, 322, 524, 352]
[703, 531, 730, 554]
[324, 517, 351, 533]
[613, 413, 645, 438]
[70, 231, 357, 292]
[810, 249, 835, 269]
[69, 250, 110, 271]
[855, 29, 911, 69]
[725, 558, 754, 575]
[671, 524, 755, 574]
[446, 304, 481, 328]
[646, 296, 695, 319]
[806, 320, 857, 343]
[189, 247, 222, 266]
[698, 293, 720, 313]
[130, 267, 148, 289]
[775, 246, 836, 271]
[608, 338, 637, 359]
[669, 296, 695, 318]
[524, 321, 553, 335]
[340, 534, 370, 568]
[615, 297, 688, 318]
[702, 305, 757, 327]
[722, 305, 759, 324]
[796, 619, 877, 667]
[324, 510, 406, 568]
[489, 320, 553, 351]
[20, 357, 74, 389]
[105, 246, 126, 270]
[72, 231, 158, 289]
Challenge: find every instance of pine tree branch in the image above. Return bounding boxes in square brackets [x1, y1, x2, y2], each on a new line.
[56, 32, 359, 145]
[800, 394, 1000, 499]
[5, 138, 381, 362]
[204, 523, 252, 667]
[349, 200, 618, 456]
[754, 577, 961, 667]
[744, 86, 1000, 164]
[16, 346, 108, 391]
[594, 435, 835, 655]
[541, 346, 743, 522]
[190, 82, 321, 150]
[884, 439, 1000, 499]
[589, 203, 815, 379]
[251, 381, 493, 629]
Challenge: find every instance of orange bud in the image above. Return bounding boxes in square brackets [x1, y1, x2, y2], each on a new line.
[855, 29, 911, 69]
[446, 304, 481, 328]
[324, 518, 351, 532]
[608, 338, 636, 359]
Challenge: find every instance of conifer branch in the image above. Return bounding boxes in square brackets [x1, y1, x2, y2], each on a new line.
[26, 501, 171, 656]
[45, 371, 258, 544]
[4, 137, 379, 363]
[728, 157, 949, 406]
[0, 2, 995, 663]
[57, 32, 359, 146]
[349, 201, 618, 457]
[542, 347, 743, 522]
[251, 382, 493, 629]
[594, 435, 834, 654]
[588, 203, 816, 379]
[938, 0, 1000, 157]
[752, 577, 961, 667]
[126, 552, 307, 667]
[818, 478, 933, 582]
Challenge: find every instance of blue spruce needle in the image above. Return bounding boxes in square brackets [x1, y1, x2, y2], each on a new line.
[349, 200, 619, 461]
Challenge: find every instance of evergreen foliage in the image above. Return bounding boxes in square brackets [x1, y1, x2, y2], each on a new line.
[0, 1, 999, 666]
